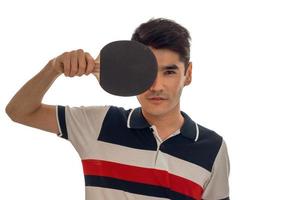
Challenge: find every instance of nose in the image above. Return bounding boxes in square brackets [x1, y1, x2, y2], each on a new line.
[149, 74, 164, 92]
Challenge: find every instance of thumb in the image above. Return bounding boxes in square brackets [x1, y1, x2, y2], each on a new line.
[92, 60, 100, 81]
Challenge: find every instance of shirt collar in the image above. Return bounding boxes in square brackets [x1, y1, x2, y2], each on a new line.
[127, 107, 199, 141]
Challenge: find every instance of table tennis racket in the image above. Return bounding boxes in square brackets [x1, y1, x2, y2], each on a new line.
[98, 40, 158, 96]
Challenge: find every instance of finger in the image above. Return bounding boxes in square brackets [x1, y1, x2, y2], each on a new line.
[70, 50, 78, 77]
[77, 49, 86, 76]
[93, 58, 100, 72]
[62, 52, 71, 77]
[94, 63, 100, 73]
[92, 55, 100, 81]
[85, 52, 95, 75]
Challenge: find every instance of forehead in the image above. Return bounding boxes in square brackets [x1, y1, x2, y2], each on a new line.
[149, 47, 183, 67]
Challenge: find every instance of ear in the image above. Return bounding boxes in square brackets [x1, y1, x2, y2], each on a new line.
[184, 62, 192, 86]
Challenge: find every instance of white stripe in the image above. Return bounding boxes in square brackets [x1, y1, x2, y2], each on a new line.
[55, 105, 63, 137]
[157, 151, 210, 186]
[194, 122, 199, 141]
[80, 141, 210, 187]
[127, 108, 135, 128]
[63, 105, 110, 143]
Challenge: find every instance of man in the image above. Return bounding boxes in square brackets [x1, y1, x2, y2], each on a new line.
[6, 18, 230, 200]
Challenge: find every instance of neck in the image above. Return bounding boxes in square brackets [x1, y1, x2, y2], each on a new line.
[141, 103, 184, 136]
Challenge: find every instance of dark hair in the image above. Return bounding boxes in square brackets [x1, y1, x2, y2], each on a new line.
[131, 18, 191, 74]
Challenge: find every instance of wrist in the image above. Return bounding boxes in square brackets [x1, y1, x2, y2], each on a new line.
[46, 59, 62, 77]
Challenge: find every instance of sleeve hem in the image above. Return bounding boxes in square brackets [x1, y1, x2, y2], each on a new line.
[56, 105, 68, 139]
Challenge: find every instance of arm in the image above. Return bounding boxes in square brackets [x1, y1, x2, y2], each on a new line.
[5, 49, 99, 134]
[202, 140, 230, 200]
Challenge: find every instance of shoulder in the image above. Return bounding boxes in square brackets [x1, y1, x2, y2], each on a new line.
[196, 124, 224, 147]
[193, 123, 226, 171]
[102, 105, 132, 122]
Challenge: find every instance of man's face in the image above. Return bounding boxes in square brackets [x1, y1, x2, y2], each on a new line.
[137, 47, 192, 117]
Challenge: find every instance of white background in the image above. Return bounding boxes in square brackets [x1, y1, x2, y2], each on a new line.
[1, 0, 299, 199]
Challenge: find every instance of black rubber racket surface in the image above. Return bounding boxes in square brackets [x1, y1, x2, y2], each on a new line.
[100, 40, 158, 96]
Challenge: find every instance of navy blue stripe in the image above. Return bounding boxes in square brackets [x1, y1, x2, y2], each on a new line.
[98, 106, 157, 151]
[202, 197, 229, 200]
[160, 127, 223, 172]
[57, 105, 68, 139]
[85, 175, 195, 200]
[98, 106, 223, 172]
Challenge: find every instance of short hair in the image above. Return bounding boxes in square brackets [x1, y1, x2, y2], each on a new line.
[131, 18, 191, 74]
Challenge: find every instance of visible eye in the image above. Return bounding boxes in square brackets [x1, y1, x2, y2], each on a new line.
[164, 70, 176, 75]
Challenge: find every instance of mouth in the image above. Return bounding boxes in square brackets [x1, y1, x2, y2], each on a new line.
[147, 97, 167, 104]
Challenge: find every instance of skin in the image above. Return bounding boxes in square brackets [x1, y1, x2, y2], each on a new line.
[49, 48, 192, 141]
[5, 47, 191, 141]
[136, 47, 193, 140]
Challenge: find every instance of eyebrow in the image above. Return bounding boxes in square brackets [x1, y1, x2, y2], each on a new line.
[160, 64, 179, 71]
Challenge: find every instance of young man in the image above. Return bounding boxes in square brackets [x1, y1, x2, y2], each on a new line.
[6, 18, 230, 200]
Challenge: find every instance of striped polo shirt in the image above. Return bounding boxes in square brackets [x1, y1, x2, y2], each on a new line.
[56, 105, 230, 200]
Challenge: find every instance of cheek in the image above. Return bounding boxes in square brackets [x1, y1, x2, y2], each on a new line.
[178, 86, 183, 97]
[170, 79, 184, 95]
[137, 94, 147, 103]
[137, 95, 143, 102]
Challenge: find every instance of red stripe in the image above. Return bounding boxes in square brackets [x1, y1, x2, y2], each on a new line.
[82, 159, 203, 199]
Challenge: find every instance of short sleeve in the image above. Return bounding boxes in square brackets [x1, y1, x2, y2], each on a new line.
[56, 105, 110, 154]
[202, 140, 230, 200]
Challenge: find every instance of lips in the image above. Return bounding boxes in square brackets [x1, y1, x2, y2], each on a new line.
[150, 98, 163, 100]
[148, 97, 166, 100]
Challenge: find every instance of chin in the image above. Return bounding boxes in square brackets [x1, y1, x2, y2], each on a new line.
[144, 108, 165, 116]
[141, 102, 171, 117]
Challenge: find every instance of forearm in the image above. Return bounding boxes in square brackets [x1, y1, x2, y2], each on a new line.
[6, 60, 61, 118]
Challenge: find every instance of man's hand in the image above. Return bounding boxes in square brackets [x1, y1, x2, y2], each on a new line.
[51, 49, 100, 81]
